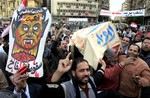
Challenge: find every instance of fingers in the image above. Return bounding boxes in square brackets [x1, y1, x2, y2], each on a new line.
[11, 72, 29, 86]
[127, 57, 136, 61]
[66, 52, 71, 59]
[99, 59, 102, 63]
[132, 75, 142, 86]
[69, 60, 73, 66]
[61, 59, 72, 68]
[123, 57, 137, 65]
[98, 58, 103, 64]
[99, 59, 106, 65]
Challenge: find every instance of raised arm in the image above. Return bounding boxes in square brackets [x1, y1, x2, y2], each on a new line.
[51, 52, 72, 82]
[92, 59, 106, 86]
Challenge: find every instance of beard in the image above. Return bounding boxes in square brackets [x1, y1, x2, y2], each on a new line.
[75, 75, 89, 85]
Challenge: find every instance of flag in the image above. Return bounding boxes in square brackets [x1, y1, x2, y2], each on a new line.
[18, 0, 27, 11]
[130, 22, 137, 28]
[71, 22, 121, 70]
[1, 0, 28, 37]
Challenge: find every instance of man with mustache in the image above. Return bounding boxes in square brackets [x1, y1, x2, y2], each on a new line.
[42, 53, 106, 98]
[117, 43, 150, 98]
[139, 37, 150, 98]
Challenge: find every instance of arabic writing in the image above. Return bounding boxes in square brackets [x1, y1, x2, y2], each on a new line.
[7, 58, 42, 74]
[96, 25, 115, 46]
[100, 9, 145, 17]
[123, 10, 145, 17]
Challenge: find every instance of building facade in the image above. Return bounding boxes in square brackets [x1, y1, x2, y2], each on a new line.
[0, 0, 43, 25]
[124, 0, 150, 31]
[122, 1, 129, 11]
[50, 0, 101, 23]
[99, 0, 110, 22]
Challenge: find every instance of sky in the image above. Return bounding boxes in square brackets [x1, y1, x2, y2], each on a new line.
[109, 0, 125, 19]
[109, 0, 125, 11]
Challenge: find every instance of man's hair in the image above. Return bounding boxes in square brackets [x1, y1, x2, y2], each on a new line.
[71, 58, 88, 71]
[104, 48, 115, 57]
[124, 27, 129, 30]
[63, 35, 69, 40]
[123, 36, 132, 42]
[142, 37, 150, 42]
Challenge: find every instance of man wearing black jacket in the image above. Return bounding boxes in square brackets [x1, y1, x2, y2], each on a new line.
[140, 37, 150, 98]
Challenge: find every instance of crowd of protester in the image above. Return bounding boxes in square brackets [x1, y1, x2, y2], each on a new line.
[0, 20, 150, 98]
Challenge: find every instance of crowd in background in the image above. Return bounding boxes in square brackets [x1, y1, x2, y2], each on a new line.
[0, 20, 150, 98]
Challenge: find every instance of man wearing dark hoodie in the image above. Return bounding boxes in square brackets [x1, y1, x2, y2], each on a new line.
[139, 37, 150, 98]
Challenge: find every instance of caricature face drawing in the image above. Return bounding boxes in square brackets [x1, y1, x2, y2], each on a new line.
[12, 13, 44, 62]
[5, 8, 51, 78]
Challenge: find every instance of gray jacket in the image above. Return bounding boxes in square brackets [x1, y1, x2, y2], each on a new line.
[61, 77, 96, 98]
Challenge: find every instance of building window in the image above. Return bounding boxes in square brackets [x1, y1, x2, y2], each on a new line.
[66, 5, 71, 8]
[57, 9, 60, 12]
[63, 13, 65, 15]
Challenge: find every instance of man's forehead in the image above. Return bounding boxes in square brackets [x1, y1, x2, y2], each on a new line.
[144, 39, 150, 42]
[77, 61, 89, 67]
[129, 45, 138, 50]
[61, 40, 67, 44]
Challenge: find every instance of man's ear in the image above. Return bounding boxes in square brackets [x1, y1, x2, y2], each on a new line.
[72, 70, 75, 77]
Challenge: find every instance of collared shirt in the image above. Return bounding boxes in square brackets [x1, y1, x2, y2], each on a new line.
[13, 84, 30, 98]
[79, 83, 92, 98]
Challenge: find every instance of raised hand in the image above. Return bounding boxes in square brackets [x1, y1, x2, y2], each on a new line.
[10, 72, 29, 92]
[99, 59, 106, 71]
[51, 52, 72, 82]
[57, 52, 72, 73]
